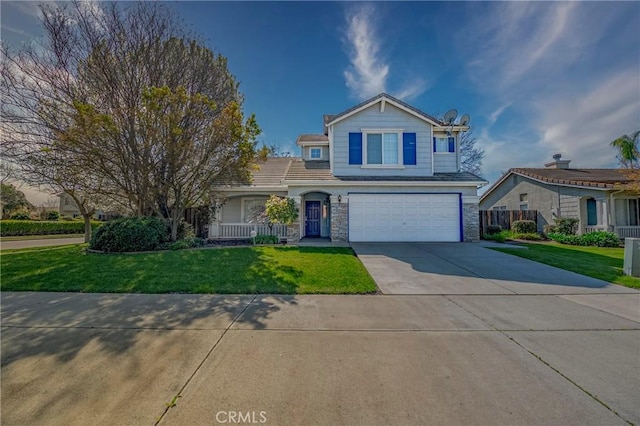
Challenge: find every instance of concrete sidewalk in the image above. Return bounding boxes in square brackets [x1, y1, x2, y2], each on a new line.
[2, 292, 639, 425]
[0, 237, 84, 250]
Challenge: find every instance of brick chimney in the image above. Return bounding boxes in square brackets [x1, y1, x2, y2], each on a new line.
[544, 153, 571, 169]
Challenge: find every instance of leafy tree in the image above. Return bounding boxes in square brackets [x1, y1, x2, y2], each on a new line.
[265, 195, 298, 227]
[1, 1, 261, 241]
[610, 131, 639, 169]
[0, 184, 31, 218]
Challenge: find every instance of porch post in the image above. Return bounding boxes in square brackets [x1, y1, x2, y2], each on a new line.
[599, 198, 610, 229]
[209, 197, 221, 238]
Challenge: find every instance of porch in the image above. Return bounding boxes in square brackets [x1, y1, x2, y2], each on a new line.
[584, 225, 640, 239]
[209, 223, 288, 239]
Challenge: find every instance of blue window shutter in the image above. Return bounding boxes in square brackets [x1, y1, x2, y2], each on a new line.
[403, 133, 417, 165]
[448, 137, 455, 153]
[349, 132, 362, 165]
[433, 137, 437, 152]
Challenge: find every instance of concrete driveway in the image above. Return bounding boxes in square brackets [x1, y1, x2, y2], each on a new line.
[351, 242, 633, 294]
[2, 289, 639, 425]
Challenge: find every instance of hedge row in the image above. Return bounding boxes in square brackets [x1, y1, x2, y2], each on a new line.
[548, 231, 620, 247]
[0, 220, 103, 236]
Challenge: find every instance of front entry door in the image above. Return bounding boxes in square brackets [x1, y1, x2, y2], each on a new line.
[305, 201, 321, 237]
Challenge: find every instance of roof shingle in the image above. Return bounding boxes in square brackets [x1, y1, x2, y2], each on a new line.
[511, 168, 634, 189]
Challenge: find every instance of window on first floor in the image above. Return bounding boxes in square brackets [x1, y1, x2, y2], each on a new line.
[493, 205, 507, 211]
[519, 203, 528, 211]
[242, 198, 266, 223]
[614, 198, 640, 226]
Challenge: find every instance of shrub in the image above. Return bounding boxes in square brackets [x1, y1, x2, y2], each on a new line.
[60, 216, 79, 221]
[0, 220, 102, 236]
[9, 212, 30, 220]
[176, 220, 195, 240]
[170, 237, 204, 251]
[543, 224, 557, 235]
[554, 217, 579, 235]
[43, 211, 60, 221]
[482, 230, 509, 243]
[511, 220, 537, 234]
[511, 232, 543, 241]
[486, 224, 503, 235]
[253, 234, 279, 244]
[90, 216, 169, 252]
[548, 231, 620, 247]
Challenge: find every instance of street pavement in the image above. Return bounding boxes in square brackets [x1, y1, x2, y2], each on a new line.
[0, 237, 84, 250]
[1, 243, 639, 425]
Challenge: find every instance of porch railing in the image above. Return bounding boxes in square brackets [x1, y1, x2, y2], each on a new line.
[584, 225, 640, 239]
[214, 223, 288, 239]
[584, 226, 608, 234]
[615, 226, 640, 239]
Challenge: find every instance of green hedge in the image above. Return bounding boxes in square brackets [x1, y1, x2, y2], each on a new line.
[548, 231, 620, 247]
[0, 220, 102, 236]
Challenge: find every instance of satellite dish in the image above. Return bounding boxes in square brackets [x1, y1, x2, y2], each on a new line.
[459, 114, 470, 126]
[443, 109, 458, 124]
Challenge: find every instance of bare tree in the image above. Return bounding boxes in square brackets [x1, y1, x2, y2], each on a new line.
[459, 130, 484, 176]
[1, 1, 261, 241]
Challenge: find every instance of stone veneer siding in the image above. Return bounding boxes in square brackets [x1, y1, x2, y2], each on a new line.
[462, 202, 480, 242]
[287, 220, 300, 243]
[330, 202, 349, 243]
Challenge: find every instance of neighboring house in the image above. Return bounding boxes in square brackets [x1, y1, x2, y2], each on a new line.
[57, 193, 119, 221]
[209, 93, 487, 243]
[479, 154, 640, 238]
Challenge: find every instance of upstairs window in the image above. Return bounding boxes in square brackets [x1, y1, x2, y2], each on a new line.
[433, 136, 455, 153]
[310, 148, 322, 159]
[366, 133, 398, 165]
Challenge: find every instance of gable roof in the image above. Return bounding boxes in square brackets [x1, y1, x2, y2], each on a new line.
[296, 134, 329, 144]
[325, 93, 447, 128]
[481, 168, 634, 201]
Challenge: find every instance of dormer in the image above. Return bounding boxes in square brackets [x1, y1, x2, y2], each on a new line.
[296, 134, 329, 162]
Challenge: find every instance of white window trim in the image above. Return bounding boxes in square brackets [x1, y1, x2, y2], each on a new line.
[309, 147, 322, 160]
[360, 128, 404, 167]
[240, 197, 266, 223]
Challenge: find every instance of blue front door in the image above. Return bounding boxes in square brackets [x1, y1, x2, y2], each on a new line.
[305, 201, 321, 237]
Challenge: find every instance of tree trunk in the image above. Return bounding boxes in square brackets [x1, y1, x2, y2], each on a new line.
[83, 214, 92, 243]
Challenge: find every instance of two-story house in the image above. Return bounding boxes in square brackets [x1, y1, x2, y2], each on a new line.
[208, 93, 487, 243]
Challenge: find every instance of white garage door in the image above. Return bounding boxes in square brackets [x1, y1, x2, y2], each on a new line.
[348, 193, 461, 242]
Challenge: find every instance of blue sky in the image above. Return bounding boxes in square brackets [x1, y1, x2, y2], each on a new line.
[2, 1, 639, 204]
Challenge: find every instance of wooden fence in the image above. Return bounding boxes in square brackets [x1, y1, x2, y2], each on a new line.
[479, 210, 538, 235]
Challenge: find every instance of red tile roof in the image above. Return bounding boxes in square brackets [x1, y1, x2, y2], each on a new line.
[511, 168, 634, 189]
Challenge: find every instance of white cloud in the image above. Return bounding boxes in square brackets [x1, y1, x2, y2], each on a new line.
[487, 103, 511, 127]
[460, 2, 639, 183]
[342, 4, 427, 101]
[536, 69, 640, 168]
[343, 4, 388, 99]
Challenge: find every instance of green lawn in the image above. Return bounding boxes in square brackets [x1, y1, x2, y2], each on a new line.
[491, 242, 640, 289]
[0, 245, 378, 294]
